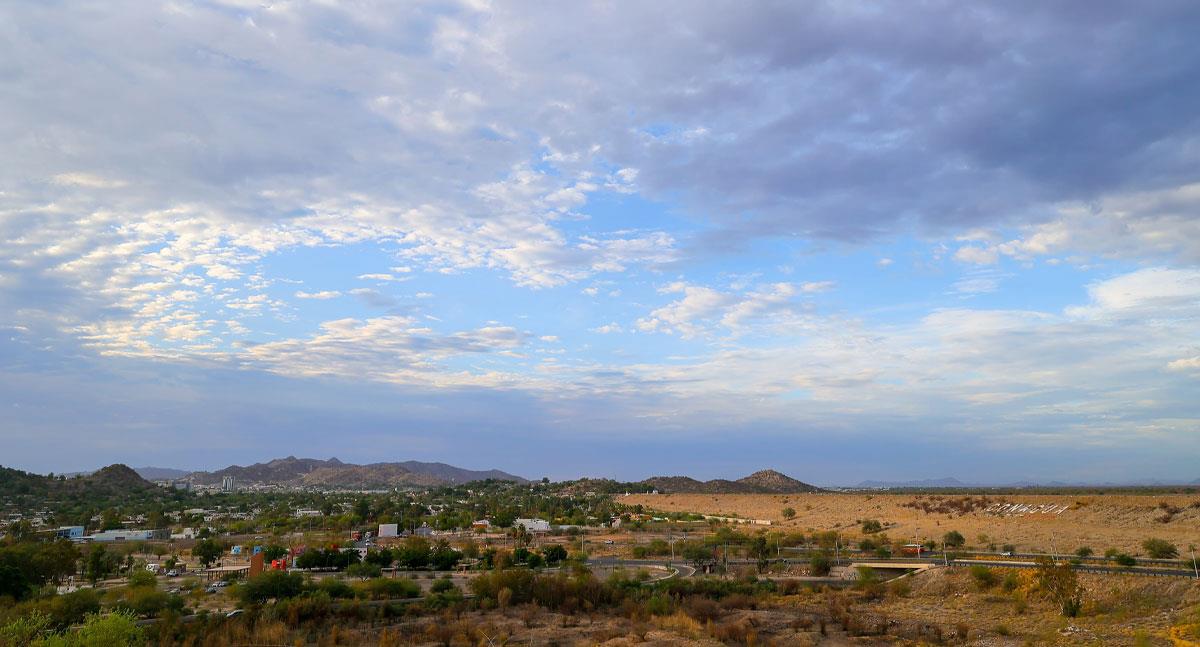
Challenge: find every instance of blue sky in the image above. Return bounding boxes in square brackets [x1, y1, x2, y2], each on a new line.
[1, 1, 1199, 484]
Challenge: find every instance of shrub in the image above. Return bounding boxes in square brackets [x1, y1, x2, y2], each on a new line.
[1035, 558, 1082, 617]
[316, 578, 356, 599]
[236, 571, 305, 605]
[1142, 538, 1178, 559]
[861, 520, 883, 534]
[1000, 571, 1020, 592]
[361, 577, 421, 600]
[345, 562, 381, 579]
[942, 531, 965, 548]
[1074, 546, 1093, 558]
[809, 552, 832, 577]
[782, 507, 796, 519]
[969, 565, 997, 589]
[127, 569, 156, 588]
[1113, 553, 1137, 567]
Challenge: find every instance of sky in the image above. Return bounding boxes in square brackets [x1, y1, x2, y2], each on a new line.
[1, 1, 1199, 485]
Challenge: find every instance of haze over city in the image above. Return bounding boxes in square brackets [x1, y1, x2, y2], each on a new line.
[2, 1, 1199, 485]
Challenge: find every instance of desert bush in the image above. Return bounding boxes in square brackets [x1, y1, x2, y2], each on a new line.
[683, 595, 722, 623]
[1142, 538, 1178, 559]
[1035, 558, 1082, 617]
[969, 565, 998, 589]
[808, 552, 832, 577]
[942, 530, 965, 548]
[861, 519, 883, 534]
[236, 571, 305, 605]
[1113, 553, 1137, 567]
[360, 576, 421, 600]
[315, 577, 355, 599]
[1000, 571, 1020, 592]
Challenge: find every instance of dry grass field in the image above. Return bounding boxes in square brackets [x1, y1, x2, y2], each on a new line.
[622, 492, 1200, 554]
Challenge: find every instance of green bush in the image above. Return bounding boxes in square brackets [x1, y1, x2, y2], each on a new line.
[359, 577, 420, 600]
[236, 571, 305, 605]
[808, 552, 832, 577]
[969, 565, 997, 589]
[1142, 538, 1178, 559]
[943, 531, 965, 548]
[1113, 553, 1137, 567]
[315, 578, 356, 599]
[861, 520, 883, 534]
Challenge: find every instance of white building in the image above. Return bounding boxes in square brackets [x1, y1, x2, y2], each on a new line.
[378, 523, 399, 538]
[513, 518, 551, 533]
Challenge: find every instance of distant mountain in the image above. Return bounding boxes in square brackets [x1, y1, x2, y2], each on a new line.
[643, 470, 822, 494]
[0, 463, 156, 501]
[856, 477, 969, 489]
[132, 467, 191, 481]
[185, 456, 526, 489]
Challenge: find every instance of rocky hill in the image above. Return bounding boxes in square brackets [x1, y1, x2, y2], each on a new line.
[185, 456, 526, 488]
[642, 469, 821, 494]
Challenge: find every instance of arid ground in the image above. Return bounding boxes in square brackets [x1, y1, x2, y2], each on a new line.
[622, 493, 1200, 554]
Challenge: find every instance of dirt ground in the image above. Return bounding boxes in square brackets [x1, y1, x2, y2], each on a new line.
[621, 492, 1200, 554]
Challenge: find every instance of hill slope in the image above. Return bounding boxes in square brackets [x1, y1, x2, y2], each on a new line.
[643, 470, 821, 494]
[186, 456, 526, 488]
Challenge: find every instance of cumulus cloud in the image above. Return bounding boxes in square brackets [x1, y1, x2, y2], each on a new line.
[295, 290, 342, 300]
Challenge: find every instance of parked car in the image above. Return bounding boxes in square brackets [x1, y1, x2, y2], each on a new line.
[166, 570, 178, 577]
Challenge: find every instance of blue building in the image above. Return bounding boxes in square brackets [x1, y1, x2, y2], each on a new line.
[54, 526, 85, 540]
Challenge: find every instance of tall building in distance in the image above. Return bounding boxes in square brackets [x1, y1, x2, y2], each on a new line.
[221, 475, 236, 492]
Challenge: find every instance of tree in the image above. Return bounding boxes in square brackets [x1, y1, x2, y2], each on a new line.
[1074, 546, 1093, 558]
[943, 530, 966, 548]
[262, 544, 288, 562]
[346, 562, 381, 579]
[750, 536, 771, 573]
[192, 538, 222, 569]
[1035, 558, 1083, 617]
[809, 552, 832, 577]
[236, 571, 305, 605]
[85, 545, 117, 584]
[542, 545, 568, 564]
[1142, 538, 1178, 559]
[861, 519, 883, 534]
[781, 507, 796, 519]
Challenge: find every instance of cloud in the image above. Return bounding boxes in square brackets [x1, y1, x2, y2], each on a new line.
[1166, 356, 1200, 372]
[954, 246, 1000, 265]
[591, 322, 623, 334]
[295, 290, 342, 300]
[636, 282, 808, 338]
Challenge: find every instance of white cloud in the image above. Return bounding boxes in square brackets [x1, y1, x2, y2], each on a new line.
[1166, 356, 1200, 372]
[591, 322, 623, 334]
[954, 246, 1000, 265]
[295, 290, 342, 300]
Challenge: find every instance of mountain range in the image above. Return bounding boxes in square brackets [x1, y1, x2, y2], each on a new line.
[642, 469, 822, 494]
[180, 456, 527, 489]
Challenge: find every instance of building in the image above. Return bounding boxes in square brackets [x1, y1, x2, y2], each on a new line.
[378, 523, 399, 538]
[513, 518, 551, 533]
[471, 520, 491, 531]
[54, 526, 85, 540]
[413, 523, 434, 537]
[221, 476, 236, 492]
[84, 528, 169, 542]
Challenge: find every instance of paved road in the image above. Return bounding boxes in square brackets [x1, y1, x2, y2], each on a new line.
[587, 557, 696, 579]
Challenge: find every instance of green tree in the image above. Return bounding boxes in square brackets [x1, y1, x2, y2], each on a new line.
[861, 519, 883, 534]
[809, 552, 832, 577]
[781, 507, 796, 519]
[943, 530, 966, 548]
[192, 538, 222, 569]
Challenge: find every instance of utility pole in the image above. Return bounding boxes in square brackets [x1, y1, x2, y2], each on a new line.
[1190, 545, 1198, 580]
